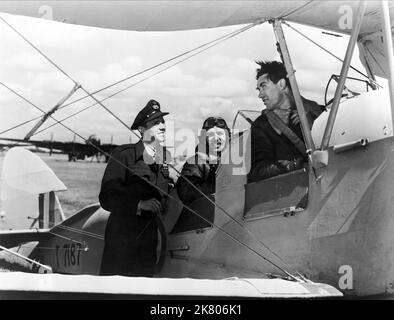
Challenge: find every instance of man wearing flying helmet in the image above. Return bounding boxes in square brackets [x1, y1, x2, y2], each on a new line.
[177, 117, 230, 203]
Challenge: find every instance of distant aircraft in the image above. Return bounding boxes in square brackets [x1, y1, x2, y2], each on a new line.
[0, 142, 28, 152]
[0, 75, 117, 162]
[0, 135, 118, 162]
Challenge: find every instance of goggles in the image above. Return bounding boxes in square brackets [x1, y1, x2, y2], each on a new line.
[202, 117, 228, 131]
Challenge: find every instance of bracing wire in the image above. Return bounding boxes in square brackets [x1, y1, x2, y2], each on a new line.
[280, 0, 314, 19]
[32, 23, 259, 137]
[0, 19, 260, 137]
[283, 21, 382, 88]
[55, 22, 261, 111]
[2, 16, 291, 273]
[27, 217, 104, 240]
[0, 115, 43, 136]
[0, 17, 302, 280]
[48, 231, 84, 245]
[0, 16, 78, 86]
[0, 79, 299, 281]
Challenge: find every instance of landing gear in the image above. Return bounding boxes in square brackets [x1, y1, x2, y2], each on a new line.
[68, 154, 76, 162]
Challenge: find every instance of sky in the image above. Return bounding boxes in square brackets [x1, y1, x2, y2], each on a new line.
[0, 8, 376, 147]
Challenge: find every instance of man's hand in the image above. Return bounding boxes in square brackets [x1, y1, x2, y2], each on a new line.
[278, 158, 306, 172]
[140, 198, 162, 215]
[278, 160, 294, 172]
[294, 157, 306, 169]
[290, 110, 300, 125]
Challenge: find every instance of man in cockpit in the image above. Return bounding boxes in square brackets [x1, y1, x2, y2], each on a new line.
[248, 60, 325, 183]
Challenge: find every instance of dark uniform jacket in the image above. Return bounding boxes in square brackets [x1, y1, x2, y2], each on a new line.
[248, 97, 324, 183]
[99, 141, 169, 276]
[177, 151, 217, 203]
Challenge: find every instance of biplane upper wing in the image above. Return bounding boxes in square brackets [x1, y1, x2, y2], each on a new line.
[0, 272, 343, 298]
[0, 1, 393, 78]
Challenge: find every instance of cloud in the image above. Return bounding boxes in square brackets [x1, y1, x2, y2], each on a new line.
[199, 55, 256, 78]
[2, 15, 364, 146]
[138, 54, 254, 102]
[4, 52, 48, 72]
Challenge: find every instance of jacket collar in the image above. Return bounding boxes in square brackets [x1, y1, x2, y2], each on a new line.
[135, 140, 169, 164]
[135, 140, 145, 160]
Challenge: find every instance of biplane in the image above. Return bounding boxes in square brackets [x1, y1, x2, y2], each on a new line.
[1, 0, 394, 298]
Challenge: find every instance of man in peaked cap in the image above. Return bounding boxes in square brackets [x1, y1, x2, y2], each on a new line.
[99, 99, 171, 277]
[130, 99, 169, 131]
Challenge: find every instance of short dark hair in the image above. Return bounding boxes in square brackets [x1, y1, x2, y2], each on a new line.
[255, 60, 290, 87]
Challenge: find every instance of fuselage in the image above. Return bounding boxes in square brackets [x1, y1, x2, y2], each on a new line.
[24, 88, 394, 297]
[160, 88, 394, 297]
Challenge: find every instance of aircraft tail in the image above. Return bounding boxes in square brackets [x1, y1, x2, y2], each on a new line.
[0, 147, 67, 231]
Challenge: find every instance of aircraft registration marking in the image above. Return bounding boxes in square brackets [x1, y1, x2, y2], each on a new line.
[55, 243, 82, 268]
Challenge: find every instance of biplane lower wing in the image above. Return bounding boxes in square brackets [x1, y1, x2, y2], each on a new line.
[0, 229, 49, 248]
[0, 272, 343, 299]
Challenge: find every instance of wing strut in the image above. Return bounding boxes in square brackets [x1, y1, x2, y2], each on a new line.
[0, 244, 52, 273]
[1, 16, 303, 281]
[321, 1, 367, 151]
[23, 83, 81, 141]
[272, 19, 315, 156]
[232, 110, 254, 129]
